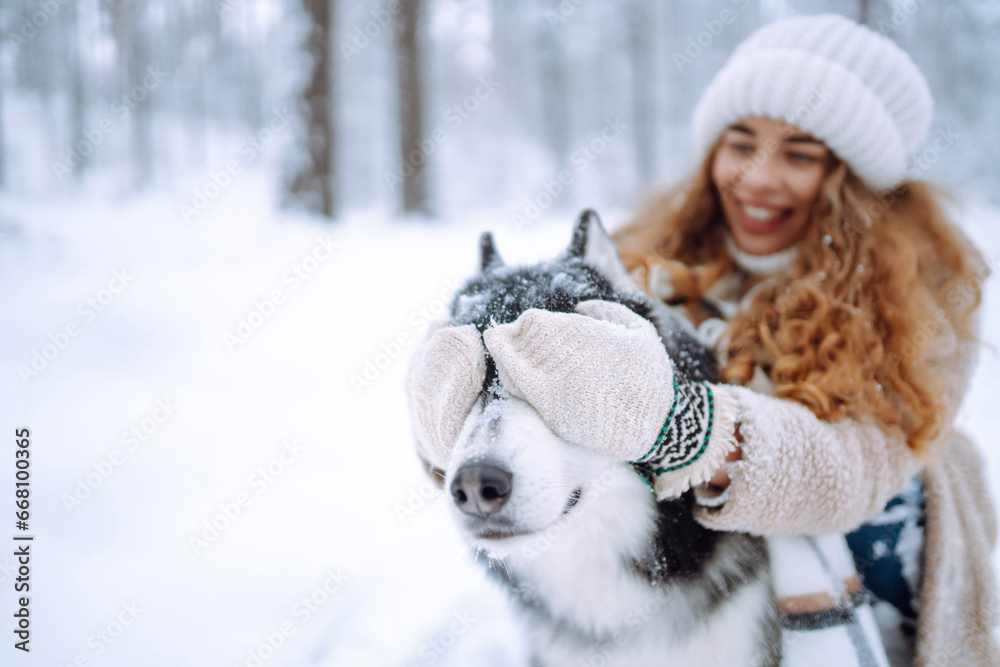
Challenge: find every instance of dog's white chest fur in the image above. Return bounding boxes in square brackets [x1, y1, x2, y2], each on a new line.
[468, 437, 771, 666]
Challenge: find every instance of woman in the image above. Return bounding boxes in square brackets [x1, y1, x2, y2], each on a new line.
[473, 14, 998, 667]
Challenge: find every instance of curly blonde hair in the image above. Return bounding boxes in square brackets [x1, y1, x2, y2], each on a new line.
[614, 144, 987, 452]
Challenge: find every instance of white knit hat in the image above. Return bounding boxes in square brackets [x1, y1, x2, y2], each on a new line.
[691, 14, 933, 190]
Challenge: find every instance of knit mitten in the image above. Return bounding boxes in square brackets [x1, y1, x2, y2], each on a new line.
[483, 300, 739, 498]
[406, 319, 486, 469]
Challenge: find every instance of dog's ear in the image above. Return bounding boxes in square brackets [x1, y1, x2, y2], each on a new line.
[479, 232, 504, 272]
[567, 209, 633, 291]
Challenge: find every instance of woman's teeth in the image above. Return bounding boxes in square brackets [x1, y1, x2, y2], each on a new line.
[743, 205, 784, 221]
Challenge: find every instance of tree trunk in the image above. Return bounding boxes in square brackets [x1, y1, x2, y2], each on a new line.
[111, 0, 153, 189]
[395, 0, 429, 215]
[0, 56, 4, 188]
[286, 0, 336, 219]
[67, 0, 87, 179]
[859, 0, 869, 25]
[536, 9, 570, 171]
[627, 0, 656, 185]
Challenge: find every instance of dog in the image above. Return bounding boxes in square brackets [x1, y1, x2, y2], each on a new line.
[414, 210, 781, 666]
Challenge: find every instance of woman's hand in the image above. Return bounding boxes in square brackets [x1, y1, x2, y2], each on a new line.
[483, 300, 741, 497]
[707, 429, 743, 489]
[483, 300, 677, 460]
[406, 319, 486, 469]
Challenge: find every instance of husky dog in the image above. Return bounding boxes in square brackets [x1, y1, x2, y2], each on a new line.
[421, 210, 781, 666]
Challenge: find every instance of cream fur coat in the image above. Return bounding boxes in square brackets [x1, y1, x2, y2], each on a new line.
[641, 242, 1000, 667]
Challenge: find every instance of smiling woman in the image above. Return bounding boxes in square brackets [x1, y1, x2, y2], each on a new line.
[609, 13, 997, 667]
[713, 117, 831, 256]
[403, 11, 998, 667]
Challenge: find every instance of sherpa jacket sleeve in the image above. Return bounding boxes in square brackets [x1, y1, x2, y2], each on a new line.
[692, 296, 981, 537]
[692, 385, 923, 535]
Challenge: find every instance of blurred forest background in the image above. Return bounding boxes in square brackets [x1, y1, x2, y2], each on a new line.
[3, 3, 1000, 664]
[2, 0, 999, 222]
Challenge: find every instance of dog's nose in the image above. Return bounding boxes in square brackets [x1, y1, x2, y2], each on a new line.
[451, 463, 513, 517]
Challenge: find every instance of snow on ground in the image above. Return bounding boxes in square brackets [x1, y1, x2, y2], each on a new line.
[1, 173, 998, 666]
